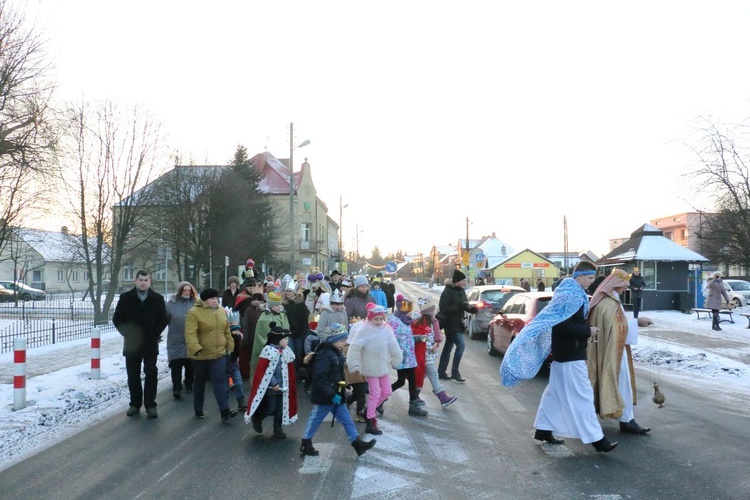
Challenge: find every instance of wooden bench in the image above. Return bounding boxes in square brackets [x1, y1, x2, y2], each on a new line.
[690, 308, 735, 324]
[740, 312, 750, 328]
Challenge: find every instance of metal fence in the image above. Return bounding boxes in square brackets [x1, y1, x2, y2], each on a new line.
[0, 297, 119, 353]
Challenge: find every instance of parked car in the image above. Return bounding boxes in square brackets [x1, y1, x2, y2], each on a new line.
[487, 291, 553, 357]
[0, 281, 46, 301]
[0, 284, 14, 302]
[721, 279, 750, 308]
[463, 284, 526, 340]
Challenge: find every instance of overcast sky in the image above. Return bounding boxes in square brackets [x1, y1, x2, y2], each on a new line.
[25, 0, 750, 258]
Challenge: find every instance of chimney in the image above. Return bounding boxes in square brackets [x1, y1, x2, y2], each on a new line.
[492, 232, 496, 238]
[501, 245, 506, 256]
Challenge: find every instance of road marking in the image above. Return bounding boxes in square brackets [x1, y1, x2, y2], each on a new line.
[299, 443, 334, 474]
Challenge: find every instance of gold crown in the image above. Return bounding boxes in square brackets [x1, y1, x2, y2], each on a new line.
[610, 268, 631, 282]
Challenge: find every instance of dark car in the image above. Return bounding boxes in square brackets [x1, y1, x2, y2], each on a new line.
[464, 285, 525, 340]
[487, 291, 553, 357]
[0, 281, 46, 301]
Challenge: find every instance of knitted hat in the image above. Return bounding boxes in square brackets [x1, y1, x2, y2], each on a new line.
[199, 288, 220, 301]
[366, 302, 386, 321]
[267, 291, 282, 308]
[318, 323, 348, 344]
[331, 289, 345, 304]
[396, 294, 413, 313]
[354, 275, 369, 288]
[417, 297, 436, 316]
[266, 321, 290, 345]
[452, 269, 467, 284]
[227, 276, 240, 286]
[246, 258, 255, 268]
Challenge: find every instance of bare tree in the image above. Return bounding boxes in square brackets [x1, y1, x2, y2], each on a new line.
[685, 117, 750, 271]
[59, 100, 169, 322]
[0, 0, 57, 256]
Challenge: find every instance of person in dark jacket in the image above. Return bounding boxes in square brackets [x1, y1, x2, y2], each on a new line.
[113, 270, 168, 418]
[381, 276, 396, 312]
[530, 261, 618, 453]
[299, 323, 376, 457]
[239, 293, 265, 379]
[536, 277, 546, 292]
[282, 281, 311, 381]
[628, 267, 646, 319]
[436, 269, 477, 383]
[221, 276, 241, 309]
[345, 275, 375, 321]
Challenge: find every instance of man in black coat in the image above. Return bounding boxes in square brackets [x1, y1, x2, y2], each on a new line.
[113, 270, 168, 418]
[629, 267, 646, 318]
[437, 269, 477, 383]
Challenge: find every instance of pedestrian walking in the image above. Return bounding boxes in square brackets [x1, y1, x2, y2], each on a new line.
[299, 323, 376, 457]
[500, 261, 618, 452]
[185, 288, 237, 422]
[250, 291, 290, 376]
[247, 322, 298, 438]
[705, 271, 731, 331]
[388, 295, 427, 417]
[165, 281, 197, 400]
[629, 267, 646, 318]
[112, 270, 168, 419]
[221, 276, 241, 309]
[437, 269, 477, 383]
[414, 297, 457, 407]
[346, 303, 402, 435]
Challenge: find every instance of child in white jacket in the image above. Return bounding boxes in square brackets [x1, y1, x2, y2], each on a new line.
[346, 303, 402, 435]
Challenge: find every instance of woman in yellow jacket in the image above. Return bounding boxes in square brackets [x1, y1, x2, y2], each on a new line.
[185, 288, 237, 421]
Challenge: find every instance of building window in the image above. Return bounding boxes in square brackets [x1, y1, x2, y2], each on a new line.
[72, 270, 80, 282]
[83, 270, 89, 282]
[57, 270, 64, 282]
[301, 223, 311, 242]
[681, 229, 688, 240]
[154, 268, 166, 281]
[123, 266, 134, 281]
[664, 231, 672, 241]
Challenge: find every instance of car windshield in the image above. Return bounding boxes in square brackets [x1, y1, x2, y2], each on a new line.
[728, 281, 750, 291]
[482, 290, 511, 303]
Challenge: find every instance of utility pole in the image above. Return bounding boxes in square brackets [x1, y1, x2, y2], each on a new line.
[563, 215, 569, 273]
[465, 216, 470, 278]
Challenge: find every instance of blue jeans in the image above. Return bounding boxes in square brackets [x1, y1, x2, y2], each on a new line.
[302, 403, 358, 442]
[226, 357, 246, 402]
[437, 331, 465, 376]
[192, 357, 229, 413]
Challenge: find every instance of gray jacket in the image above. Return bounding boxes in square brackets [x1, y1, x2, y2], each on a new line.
[166, 295, 195, 360]
[705, 278, 730, 310]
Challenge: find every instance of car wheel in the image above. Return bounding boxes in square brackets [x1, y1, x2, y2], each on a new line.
[732, 297, 742, 308]
[20, 293, 31, 301]
[487, 330, 499, 357]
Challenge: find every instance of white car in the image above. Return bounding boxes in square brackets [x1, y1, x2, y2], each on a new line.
[722, 279, 750, 308]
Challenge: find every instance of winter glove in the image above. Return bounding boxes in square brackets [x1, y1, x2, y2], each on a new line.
[332, 394, 342, 405]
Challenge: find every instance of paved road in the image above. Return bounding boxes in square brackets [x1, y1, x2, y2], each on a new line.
[1, 282, 748, 499]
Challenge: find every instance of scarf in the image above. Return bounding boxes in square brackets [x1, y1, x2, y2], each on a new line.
[499, 277, 589, 387]
[394, 309, 413, 325]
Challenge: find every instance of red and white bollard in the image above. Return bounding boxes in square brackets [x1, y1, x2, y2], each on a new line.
[13, 337, 26, 411]
[91, 327, 101, 380]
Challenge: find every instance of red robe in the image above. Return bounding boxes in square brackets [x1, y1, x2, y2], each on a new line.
[245, 345, 298, 426]
[411, 321, 429, 389]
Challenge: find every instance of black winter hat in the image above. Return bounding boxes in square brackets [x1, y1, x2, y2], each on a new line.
[266, 321, 291, 346]
[199, 288, 220, 301]
[452, 269, 467, 284]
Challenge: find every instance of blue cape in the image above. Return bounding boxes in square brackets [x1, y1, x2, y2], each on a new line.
[499, 277, 589, 387]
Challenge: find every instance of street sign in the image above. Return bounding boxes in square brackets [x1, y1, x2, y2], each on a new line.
[385, 261, 397, 273]
[462, 253, 469, 266]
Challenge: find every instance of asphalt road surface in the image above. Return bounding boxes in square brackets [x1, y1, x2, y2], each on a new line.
[1, 281, 748, 499]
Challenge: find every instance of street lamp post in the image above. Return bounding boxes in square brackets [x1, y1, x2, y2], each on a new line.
[339, 196, 348, 270]
[288, 122, 310, 276]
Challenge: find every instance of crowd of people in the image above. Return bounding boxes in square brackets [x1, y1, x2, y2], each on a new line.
[112, 259, 463, 458]
[112, 258, 652, 459]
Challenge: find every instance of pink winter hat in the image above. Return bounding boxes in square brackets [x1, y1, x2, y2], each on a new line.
[366, 302, 386, 321]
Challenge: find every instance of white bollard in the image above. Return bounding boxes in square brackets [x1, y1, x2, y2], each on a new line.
[91, 327, 101, 380]
[13, 337, 26, 411]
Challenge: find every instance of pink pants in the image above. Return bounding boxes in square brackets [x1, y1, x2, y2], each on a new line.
[366, 375, 392, 419]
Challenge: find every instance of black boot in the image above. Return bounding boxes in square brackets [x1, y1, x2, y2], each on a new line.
[365, 418, 382, 435]
[221, 408, 237, 421]
[273, 423, 287, 439]
[300, 438, 319, 456]
[534, 429, 564, 445]
[351, 437, 376, 456]
[408, 401, 428, 417]
[592, 437, 618, 453]
[619, 419, 651, 434]
[251, 415, 263, 433]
